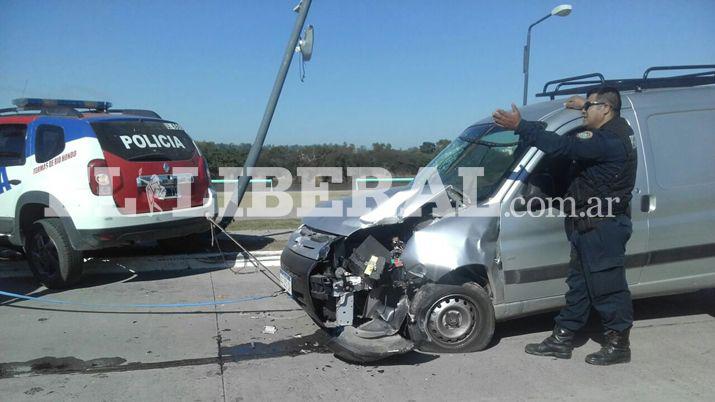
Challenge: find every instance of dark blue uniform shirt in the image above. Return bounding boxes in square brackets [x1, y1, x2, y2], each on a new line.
[515, 116, 637, 215]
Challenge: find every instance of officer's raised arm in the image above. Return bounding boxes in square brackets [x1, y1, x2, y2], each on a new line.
[492, 103, 607, 161]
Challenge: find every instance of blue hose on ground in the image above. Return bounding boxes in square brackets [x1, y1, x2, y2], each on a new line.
[0, 218, 287, 309]
[0, 290, 282, 309]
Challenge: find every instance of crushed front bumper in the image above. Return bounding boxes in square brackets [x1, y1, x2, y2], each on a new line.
[279, 248, 325, 326]
[280, 230, 416, 363]
[328, 326, 414, 363]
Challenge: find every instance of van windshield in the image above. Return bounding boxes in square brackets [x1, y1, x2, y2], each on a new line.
[91, 120, 197, 161]
[420, 124, 526, 201]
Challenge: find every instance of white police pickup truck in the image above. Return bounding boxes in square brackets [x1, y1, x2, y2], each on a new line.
[0, 98, 217, 288]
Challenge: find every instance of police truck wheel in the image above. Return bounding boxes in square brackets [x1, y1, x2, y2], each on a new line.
[408, 283, 495, 353]
[25, 218, 84, 289]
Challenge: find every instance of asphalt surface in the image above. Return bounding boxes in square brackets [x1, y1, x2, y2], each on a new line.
[1, 240, 714, 401]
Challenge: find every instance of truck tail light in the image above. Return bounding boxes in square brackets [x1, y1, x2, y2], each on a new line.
[200, 157, 212, 201]
[202, 157, 211, 181]
[88, 159, 122, 195]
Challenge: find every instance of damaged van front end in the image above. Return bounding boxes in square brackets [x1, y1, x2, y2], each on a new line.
[280, 213, 501, 362]
[279, 122, 530, 362]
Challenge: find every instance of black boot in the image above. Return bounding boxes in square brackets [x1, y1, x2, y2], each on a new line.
[525, 326, 575, 359]
[585, 328, 631, 365]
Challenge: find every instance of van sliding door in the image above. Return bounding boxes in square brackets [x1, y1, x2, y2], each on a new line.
[631, 94, 715, 288]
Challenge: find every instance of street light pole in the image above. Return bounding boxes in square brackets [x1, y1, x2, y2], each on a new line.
[522, 4, 572, 106]
[220, 0, 313, 226]
[523, 14, 551, 106]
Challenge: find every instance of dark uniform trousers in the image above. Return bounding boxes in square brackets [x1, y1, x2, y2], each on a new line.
[555, 214, 634, 332]
[514, 117, 638, 334]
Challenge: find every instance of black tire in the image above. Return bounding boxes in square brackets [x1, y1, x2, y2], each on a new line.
[408, 282, 495, 353]
[25, 218, 84, 289]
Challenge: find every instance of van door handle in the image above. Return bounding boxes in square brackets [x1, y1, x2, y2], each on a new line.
[641, 194, 656, 213]
[9, 179, 21, 185]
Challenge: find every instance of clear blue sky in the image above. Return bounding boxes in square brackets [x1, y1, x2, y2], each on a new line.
[1, 0, 714, 148]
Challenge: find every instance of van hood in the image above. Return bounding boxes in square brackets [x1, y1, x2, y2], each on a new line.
[301, 100, 568, 237]
[302, 185, 459, 236]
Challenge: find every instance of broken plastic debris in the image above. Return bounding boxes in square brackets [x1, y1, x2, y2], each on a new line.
[263, 325, 277, 334]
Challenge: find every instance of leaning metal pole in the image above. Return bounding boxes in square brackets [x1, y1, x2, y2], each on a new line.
[522, 27, 531, 106]
[220, 0, 312, 226]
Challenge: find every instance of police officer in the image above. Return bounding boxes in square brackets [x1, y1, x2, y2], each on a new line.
[492, 87, 637, 366]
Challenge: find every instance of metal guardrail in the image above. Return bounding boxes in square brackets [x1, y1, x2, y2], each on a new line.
[354, 177, 414, 190]
[210, 178, 416, 191]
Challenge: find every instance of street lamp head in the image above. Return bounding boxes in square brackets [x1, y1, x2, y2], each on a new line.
[523, 3, 572, 105]
[551, 4, 572, 17]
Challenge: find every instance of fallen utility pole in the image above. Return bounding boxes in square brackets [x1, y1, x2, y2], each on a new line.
[221, 0, 313, 226]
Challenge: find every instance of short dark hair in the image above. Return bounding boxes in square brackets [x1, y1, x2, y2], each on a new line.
[586, 86, 621, 115]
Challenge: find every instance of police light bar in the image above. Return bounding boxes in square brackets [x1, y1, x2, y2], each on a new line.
[12, 98, 112, 111]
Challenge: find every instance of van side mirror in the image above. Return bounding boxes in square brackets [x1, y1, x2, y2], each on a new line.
[513, 173, 556, 212]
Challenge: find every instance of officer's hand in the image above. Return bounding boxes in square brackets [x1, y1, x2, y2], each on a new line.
[564, 96, 586, 110]
[492, 103, 521, 130]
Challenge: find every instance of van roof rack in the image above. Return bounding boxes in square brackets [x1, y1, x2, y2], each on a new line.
[1, 98, 161, 119]
[536, 64, 715, 100]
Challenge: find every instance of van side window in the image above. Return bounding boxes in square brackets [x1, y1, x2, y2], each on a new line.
[527, 126, 586, 196]
[0, 124, 27, 167]
[35, 124, 66, 164]
[647, 110, 715, 188]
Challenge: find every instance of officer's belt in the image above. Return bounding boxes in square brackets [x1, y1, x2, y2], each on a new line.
[567, 215, 624, 234]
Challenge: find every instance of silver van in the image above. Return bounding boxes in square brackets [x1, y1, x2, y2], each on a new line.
[279, 65, 715, 362]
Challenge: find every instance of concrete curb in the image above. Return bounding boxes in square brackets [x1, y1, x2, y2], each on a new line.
[0, 251, 283, 279]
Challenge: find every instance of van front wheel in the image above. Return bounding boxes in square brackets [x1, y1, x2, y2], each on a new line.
[408, 283, 495, 353]
[25, 218, 84, 289]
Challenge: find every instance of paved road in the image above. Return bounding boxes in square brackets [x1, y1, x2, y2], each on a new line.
[1, 256, 713, 401]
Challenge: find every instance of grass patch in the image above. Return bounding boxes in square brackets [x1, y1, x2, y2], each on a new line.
[219, 190, 352, 231]
[218, 190, 352, 209]
[226, 218, 301, 231]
